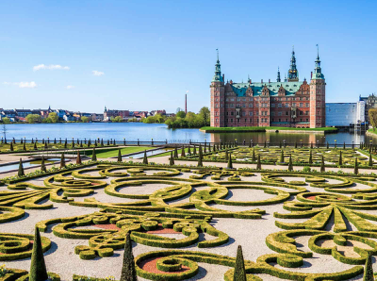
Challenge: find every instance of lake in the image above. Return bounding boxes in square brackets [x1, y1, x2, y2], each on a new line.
[0, 122, 374, 145]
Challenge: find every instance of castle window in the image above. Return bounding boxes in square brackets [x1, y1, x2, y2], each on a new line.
[306, 103, 309, 107]
[278, 112, 282, 116]
[249, 112, 253, 116]
[285, 104, 289, 108]
[237, 98, 240, 101]
[231, 119, 233, 122]
[231, 112, 234, 116]
[300, 103, 303, 107]
[305, 111, 309, 115]
[271, 112, 275, 116]
[226, 112, 229, 116]
[271, 104, 275, 108]
[249, 103, 253, 108]
[278, 104, 282, 108]
[286, 112, 289, 116]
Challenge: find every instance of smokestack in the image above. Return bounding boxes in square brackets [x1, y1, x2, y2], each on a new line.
[185, 93, 187, 114]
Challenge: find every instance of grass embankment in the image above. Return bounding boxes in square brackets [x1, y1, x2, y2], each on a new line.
[367, 129, 377, 135]
[149, 148, 187, 158]
[200, 126, 338, 133]
[86, 146, 153, 158]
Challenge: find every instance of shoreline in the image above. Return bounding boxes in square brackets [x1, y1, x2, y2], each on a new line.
[200, 126, 338, 134]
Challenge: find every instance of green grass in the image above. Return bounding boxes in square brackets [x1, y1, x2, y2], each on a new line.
[200, 126, 338, 132]
[86, 146, 153, 158]
[149, 148, 187, 158]
[368, 129, 377, 135]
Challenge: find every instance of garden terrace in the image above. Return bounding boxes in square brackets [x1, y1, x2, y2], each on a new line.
[1, 156, 377, 280]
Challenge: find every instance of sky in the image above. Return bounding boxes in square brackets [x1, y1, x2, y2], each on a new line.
[0, 0, 376, 114]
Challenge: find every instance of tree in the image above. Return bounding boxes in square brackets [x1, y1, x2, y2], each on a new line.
[320, 156, 325, 172]
[197, 150, 203, 167]
[363, 254, 374, 281]
[169, 151, 174, 166]
[227, 153, 233, 169]
[280, 150, 284, 163]
[288, 155, 293, 171]
[174, 146, 178, 158]
[29, 227, 48, 281]
[2, 117, 10, 124]
[118, 149, 123, 162]
[40, 157, 46, 172]
[176, 111, 186, 118]
[308, 150, 313, 165]
[338, 151, 343, 166]
[256, 155, 261, 170]
[48, 112, 59, 123]
[369, 152, 373, 167]
[18, 158, 24, 177]
[92, 148, 97, 161]
[233, 245, 247, 281]
[252, 149, 256, 162]
[26, 114, 42, 124]
[113, 116, 123, 122]
[198, 107, 210, 125]
[120, 232, 137, 281]
[142, 150, 148, 165]
[354, 158, 359, 175]
[81, 116, 89, 123]
[76, 151, 82, 164]
[181, 146, 186, 157]
[369, 108, 377, 131]
[60, 153, 66, 168]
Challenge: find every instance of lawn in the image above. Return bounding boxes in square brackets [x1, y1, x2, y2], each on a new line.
[86, 146, 153, 158]
[200, 126, 338, 133]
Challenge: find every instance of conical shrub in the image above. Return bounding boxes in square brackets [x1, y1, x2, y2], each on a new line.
[288, 155, 293, 171]
[233, 245, 247, 281]
[197, 151, 203, 167]
[76, 151, 82, 164]
[354, 158, 359, 175]
[309, 150, 313, 165]
[118, 149, 122, 162]
[338, 151, 342, 166]
[40, 157, 46, 172]
[252, 149, 256, 162]
[369, 153, 373, 167]
[142, 150, 148, 165]
[320, 156, 325, 172]
[29, 227, 48, 281]
[181, 146, 186, 157]
[280, 150, 284, 163]
[120, 232, 137, 281]
[227, 153, 233, 169]
[193, 146, 197, 155]
[174, 146, 178, 158]
[60, 153, 66, 169]
[169, 152, 174, 166]
[18, 158, 24, 177]
[10, 142, 13, 152]
[187, 146, 191, 155]
[256, 155, 261, 170]
[92, 148, 97, 161]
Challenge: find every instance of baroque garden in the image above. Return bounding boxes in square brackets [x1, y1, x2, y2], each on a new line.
[2, 141, 377, 280]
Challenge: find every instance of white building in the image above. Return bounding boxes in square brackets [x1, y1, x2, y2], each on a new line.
[325, 102, 365, 127]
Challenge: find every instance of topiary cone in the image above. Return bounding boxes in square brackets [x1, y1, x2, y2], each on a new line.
[29, 227, 48, 281]
[256, 155, 261, 170]
[118, 149, 123, 162]
[338, 151, 342, 166]
[40, 157, 46, 172]
[181, 145, 186, 157]
[369, 153, 373, 167]
[227, 153, 233, 169]
[280, 150, 284, 163]
[354, 158, 359, 175]
[288, 155, 293, 171]
[169, 151, 174, 166]
[142, 150, 148, 165]
[252, 149, 256, 162]
[120, 232, 137, 281]
[18, 158, 24, 177]
[92, 148, 97, 161]
[60, 153, 66, 169]
[320, 155, 325, 172]
[197, 151, 203, 167]
[174, 146, 178, 158]
[308, 149, 313, 165]
[233, 245, 247, 281]
[76, 151, 82, 164]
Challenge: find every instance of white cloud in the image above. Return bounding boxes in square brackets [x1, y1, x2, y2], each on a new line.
[186, 90, 189, 93]
[17, 81, 37, 88]
[66, 85, 75, 90]
[33, 64, 70, 71]
[92, 70, 104, 76]
[3, 81, 37, 88]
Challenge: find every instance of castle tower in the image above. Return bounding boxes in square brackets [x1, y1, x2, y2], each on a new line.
[288, 47, 299, 82]
[277, 67, 281, 82]
[210, 49, 225, 127]
[309, 45, 326, 128]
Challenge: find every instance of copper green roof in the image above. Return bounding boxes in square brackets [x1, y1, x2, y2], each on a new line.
[230, 81, 304, 97]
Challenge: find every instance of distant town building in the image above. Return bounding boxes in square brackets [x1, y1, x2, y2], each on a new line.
[103, 107, 130, 121]
[325, 102, 365, 127]
[359, 94, 377, 124]
[91, 113, 104, 122]
[150, 110, 166, 116]
[210, 47, 326, 128]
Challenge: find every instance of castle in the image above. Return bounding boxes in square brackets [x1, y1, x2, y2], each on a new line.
[210, 47, 326, 128]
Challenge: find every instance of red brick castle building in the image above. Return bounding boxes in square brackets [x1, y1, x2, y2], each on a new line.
[210, 47, 326, 128]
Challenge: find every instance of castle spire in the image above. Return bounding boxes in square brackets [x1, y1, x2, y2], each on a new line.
[288, 46, 299, 81]
[212, 49, 224, 82]
[312, 44, 324, 80]
[277, 67, 281, 82]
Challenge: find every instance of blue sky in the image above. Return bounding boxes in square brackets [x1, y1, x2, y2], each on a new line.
[0, 0, 376, 113]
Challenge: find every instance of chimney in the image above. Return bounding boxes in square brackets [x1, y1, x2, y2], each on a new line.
[268, 79, 271, 83]
[185, 94, 187, 114]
